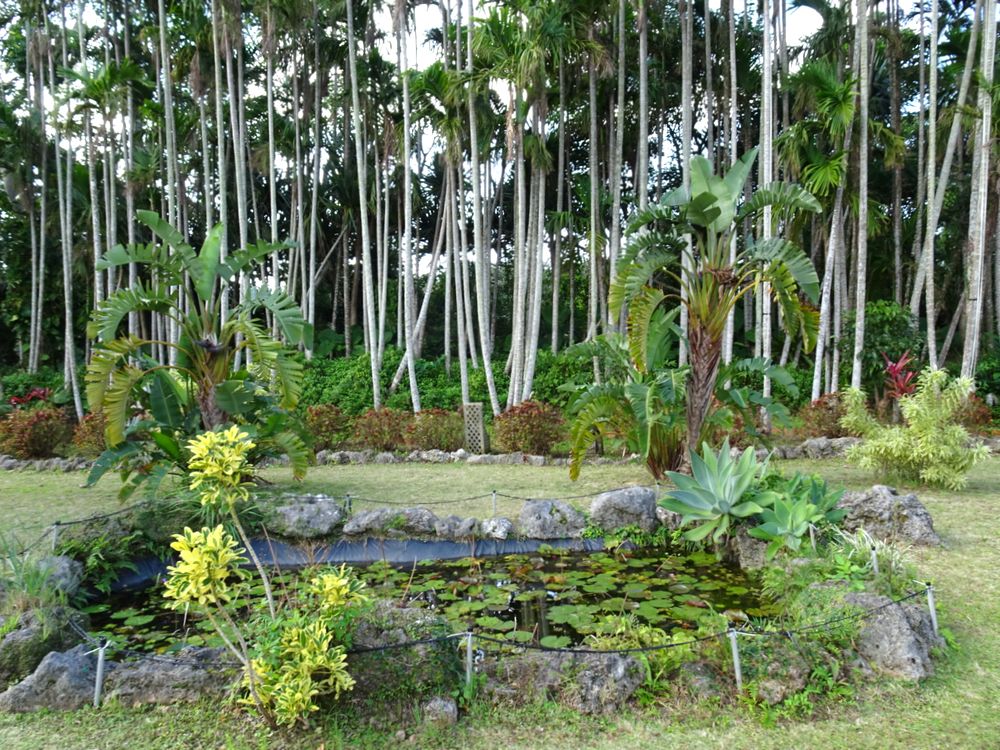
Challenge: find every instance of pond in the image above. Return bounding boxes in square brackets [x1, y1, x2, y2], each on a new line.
[83, 546, 775, 652]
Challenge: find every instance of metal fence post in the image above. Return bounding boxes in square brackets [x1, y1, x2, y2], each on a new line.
[727, 629, 743, 694]
[345, 494, 352, 513]
[93, 639, 107, 708]
[465, 632, 474, 687]
[925, 581, 938, 636]
[870, 547, 880, 576]
[491, 490, 497, 518]
[50, 521, 60, 552]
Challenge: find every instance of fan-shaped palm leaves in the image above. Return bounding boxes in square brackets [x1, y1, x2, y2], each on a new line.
[612, 148, 821, 454]
[85, 212, 311, 494]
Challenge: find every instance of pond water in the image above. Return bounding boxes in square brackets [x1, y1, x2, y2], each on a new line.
[84, 547, 775, 652]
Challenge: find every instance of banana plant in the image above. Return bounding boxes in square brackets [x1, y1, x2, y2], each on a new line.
[85, 212, 312, 497]
[660, 440, 766, 543]
[611, 147, 822, 454]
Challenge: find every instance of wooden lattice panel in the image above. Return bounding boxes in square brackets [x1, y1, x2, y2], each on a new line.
[463, 402, 488, 454]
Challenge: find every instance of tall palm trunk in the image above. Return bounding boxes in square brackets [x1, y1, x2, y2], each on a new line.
[722, 0, 739, 365]
[396, 12, 421, 411]
[850, 0, 870, 390]
[346, 0, 382, 406]
[962, 0, 995, 377]
[587, 28, 600, 343]
[265, 2, 279, 291]
[637, 0, 649, 212]
[679, 0, 693, 366]
[52, 18, 83, 419]
[704, 0, 714, 163]
[760, 0, 774, 406]
[521, 108, 548, 402]
[922, 0, 940, 368]
[306, 4, 322, 345]
[466, 0, 501, 414]
[889, 0, 903, 305]
[78, 0, 103, 312]
[552, 59, 566, 352]
[608, 0, 626, 331]
[448, 167, 471, 402]
[211, 0, 229, 323]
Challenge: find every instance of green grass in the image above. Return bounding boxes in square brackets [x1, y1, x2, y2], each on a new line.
[2, 462, 654, 537]
[2, 457, 999, 749]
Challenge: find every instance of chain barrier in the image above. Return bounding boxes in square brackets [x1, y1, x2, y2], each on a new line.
[48, 582, 940, 706]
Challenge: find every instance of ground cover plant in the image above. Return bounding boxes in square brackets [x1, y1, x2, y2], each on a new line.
[0, 457, 995, 748]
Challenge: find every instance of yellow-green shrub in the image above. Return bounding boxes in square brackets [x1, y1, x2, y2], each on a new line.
[840, 368, 988, 490]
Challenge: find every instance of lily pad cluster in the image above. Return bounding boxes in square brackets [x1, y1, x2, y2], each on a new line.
[88, 548, 774, 651]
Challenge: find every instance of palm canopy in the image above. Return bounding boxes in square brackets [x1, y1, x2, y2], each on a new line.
[611, 148, 822, 452]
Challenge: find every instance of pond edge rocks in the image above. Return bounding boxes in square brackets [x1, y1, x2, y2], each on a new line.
[837, 485, 942, 546]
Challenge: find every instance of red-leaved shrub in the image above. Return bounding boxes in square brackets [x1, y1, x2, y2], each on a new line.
[305, 404, 353, 452]
[352, 408, 411, 452]
[493, 401, 565, 455]
[0, 407, 74, 459]
[406, 409, 464, 451]
[72, 412, 107, 458]
[955, 394, 993, 433]
[793, 393, 852, 438]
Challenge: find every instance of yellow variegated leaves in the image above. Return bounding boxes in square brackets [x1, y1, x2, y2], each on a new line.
[241, 619, 356, 725]
[308, 565, 368, 615]
[163, 525, 248, 607]
[187, 426, 256, 507]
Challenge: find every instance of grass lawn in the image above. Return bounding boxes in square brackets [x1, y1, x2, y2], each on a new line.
[1, 457, 999, 749]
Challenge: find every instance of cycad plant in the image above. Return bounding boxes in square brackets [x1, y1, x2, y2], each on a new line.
[85, 212, 311, 496]
[611, 147, 822, 453]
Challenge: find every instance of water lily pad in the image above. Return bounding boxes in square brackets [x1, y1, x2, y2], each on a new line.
[475, 616, 514, 632]
[634, 601, 667, 623]
[123, 614, 156, 627]
[540, 635, 572, 649]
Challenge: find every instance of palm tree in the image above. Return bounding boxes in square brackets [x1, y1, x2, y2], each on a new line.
[962, 0, 995, 377]
[345, 0, 382, 407]
[465, 0, 501, 415]
[611, 148, 821, 452]
[849, 0, 869, 390]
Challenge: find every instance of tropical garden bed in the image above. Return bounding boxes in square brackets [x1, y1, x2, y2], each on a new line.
[0, 457, 995, 749]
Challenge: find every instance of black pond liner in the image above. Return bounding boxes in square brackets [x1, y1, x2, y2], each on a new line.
[109, 536, 617, 594]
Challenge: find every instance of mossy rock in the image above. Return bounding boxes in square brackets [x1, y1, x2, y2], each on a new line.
[0, 607, 89, 687]
[345, 599, 461, 706]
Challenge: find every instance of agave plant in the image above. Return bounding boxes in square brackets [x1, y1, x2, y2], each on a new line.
[84, 212, 311, 496]
[748, 474, 846, 559]
[611, 147, 821, 453]
[748, 497, 813, 559]
[660, 440, 766, 543]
